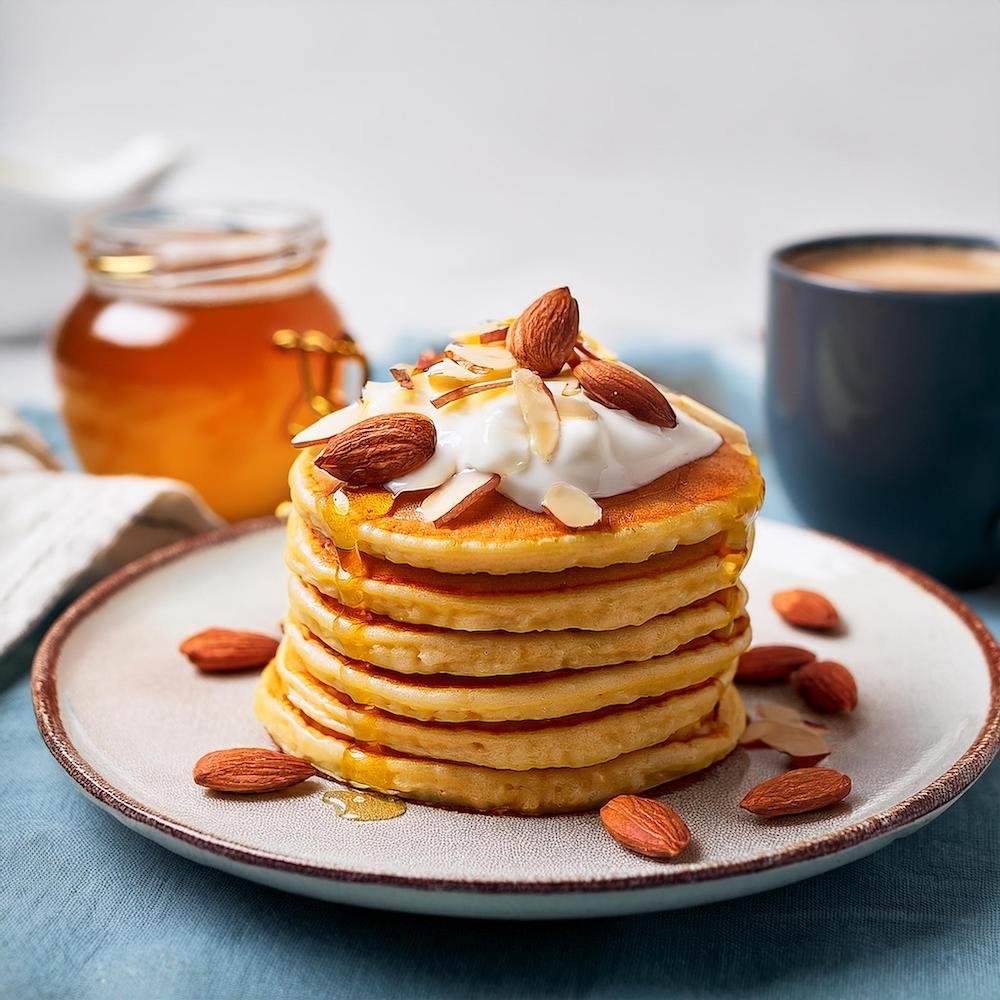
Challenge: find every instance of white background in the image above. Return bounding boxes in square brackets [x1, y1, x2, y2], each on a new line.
[1, 0, 999, 396]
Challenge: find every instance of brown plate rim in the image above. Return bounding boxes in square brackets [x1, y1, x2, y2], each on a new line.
[31, 516, 1000, 896]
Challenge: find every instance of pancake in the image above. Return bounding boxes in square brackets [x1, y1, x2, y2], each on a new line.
[286, 573, 747, 675]
[272, 642, 736, 770]
[286, 510, 749, 632]
[258, 340, 763, 813]
[289, 436, 763, 574]
[255, 667, 746, 814]
[284, 614, 751, 722]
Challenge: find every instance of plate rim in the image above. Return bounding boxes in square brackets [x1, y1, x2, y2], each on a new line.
[31, 515, 1000, 896]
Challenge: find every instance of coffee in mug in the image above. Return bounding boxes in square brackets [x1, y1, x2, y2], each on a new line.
[767, 234, 1000, 587]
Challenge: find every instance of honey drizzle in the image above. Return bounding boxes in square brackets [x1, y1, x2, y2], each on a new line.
[321, 788, 406, 821]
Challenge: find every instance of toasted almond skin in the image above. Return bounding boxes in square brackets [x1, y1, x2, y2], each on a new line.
[193, 748, 318, 793]
[600, 795, 691, 859]
[740, 766, 851, 817]
[508, 287, 580, 377]
[574, 359, 678, 429]
[793, 660, 858, 713]
[737, 644, 817, 683]
[179, 628, 279, 673]
[315, 413, 436, 485]
[771, 589, 840, 630]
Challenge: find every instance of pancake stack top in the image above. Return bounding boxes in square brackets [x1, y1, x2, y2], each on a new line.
[255, 287, 764, 814]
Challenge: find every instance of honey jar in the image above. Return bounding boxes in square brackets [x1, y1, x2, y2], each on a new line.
[53, 205, 366, 520]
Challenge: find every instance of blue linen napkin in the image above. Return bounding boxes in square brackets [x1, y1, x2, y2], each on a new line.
[3, 350, 999, 1000]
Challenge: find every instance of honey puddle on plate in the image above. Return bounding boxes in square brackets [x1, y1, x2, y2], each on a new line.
[321, 788, 407, 821]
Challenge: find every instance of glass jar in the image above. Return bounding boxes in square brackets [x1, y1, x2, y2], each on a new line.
[53, 204, 366, 521]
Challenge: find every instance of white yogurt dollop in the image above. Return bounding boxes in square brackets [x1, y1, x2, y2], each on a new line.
[320, 350, 722, 512]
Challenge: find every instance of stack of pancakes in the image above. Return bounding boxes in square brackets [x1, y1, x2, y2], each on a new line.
[255, 399, 764, 814]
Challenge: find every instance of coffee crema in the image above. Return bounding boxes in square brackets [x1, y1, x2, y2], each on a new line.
[786, 242, 1000, 292]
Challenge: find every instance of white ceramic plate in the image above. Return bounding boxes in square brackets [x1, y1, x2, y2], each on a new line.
[33, 518, 1000, 920]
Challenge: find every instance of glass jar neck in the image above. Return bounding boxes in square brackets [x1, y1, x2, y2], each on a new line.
[78, 203, 325, 305]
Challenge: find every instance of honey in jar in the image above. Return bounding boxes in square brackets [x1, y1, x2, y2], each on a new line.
[53, 205, 366, 520]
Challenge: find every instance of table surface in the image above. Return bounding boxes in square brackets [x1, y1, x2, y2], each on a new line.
[3, 397, 999, 1000]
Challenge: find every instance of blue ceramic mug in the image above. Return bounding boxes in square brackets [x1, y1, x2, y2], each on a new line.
[766, 233, 1000, 588]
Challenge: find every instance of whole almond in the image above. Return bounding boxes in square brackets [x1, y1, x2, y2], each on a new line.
[574, 359, 678, 429]
[179, 628, 279, 673]
[315, 413, 436, 485]
[508, 287, 580, 377]
[193, 748, 318, 793]
[740, 766, 851, 817]
[737, 644, 817, 683]
[771, 589, 840, 631]
[793, 660, 858, 713]
[599, 795, 691, 859]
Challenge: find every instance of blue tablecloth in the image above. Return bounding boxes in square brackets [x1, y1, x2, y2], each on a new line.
[4, 403, 1000, 1000]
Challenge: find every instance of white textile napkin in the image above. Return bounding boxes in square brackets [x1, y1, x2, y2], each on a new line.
[0, 406, 221, 657]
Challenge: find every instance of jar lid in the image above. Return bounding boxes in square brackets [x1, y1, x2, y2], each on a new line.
[77, 203, 327, 303]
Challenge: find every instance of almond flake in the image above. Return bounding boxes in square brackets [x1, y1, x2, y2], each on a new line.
[747, 720, 830, 759]
[431, 379, 513, 409]
[755, 702, 808, 724]
[291, 407, 360, 448]
[541, 482, 602, 529]
[561, 379, 582, 396]
[419, 471, 501, 526]
[512, 369, 560, 462]
[389, 365, 415, 389]
[445, 342, 516, 374]
[555, 393, 597, 421]
[479, 326, 509, 344]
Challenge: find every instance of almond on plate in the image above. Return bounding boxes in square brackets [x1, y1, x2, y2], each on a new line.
[193, 748, 318, 793]
[740, 767, 851, 817]
[179, 628, 279, 673]
[771, 589, 840, 630]
[573, 358, 678, 429]
[314, 413, 436, 485]
[600, 795, 691, 859]
[507, 287, 580, 377]
[793, 660, 858, 713]
[737, 644, 817, 682]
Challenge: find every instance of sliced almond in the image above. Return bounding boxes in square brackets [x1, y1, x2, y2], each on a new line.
[479, 326, 509, 344]
[512, 369, 560, 461]
[555, 393, 597, 421]
[743, 720, 830, 760]
[431, 378, 513, 409]
[755, 701, 812, 724]
[291, 407, 360, 448]
[446, 342, 516, 374]
[389, 365, 415, 389]
[561, 379, 582, 396]
[419, 471, 501, 526]
[542, 482, 602, 529]
[413, 349, 445, 372]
